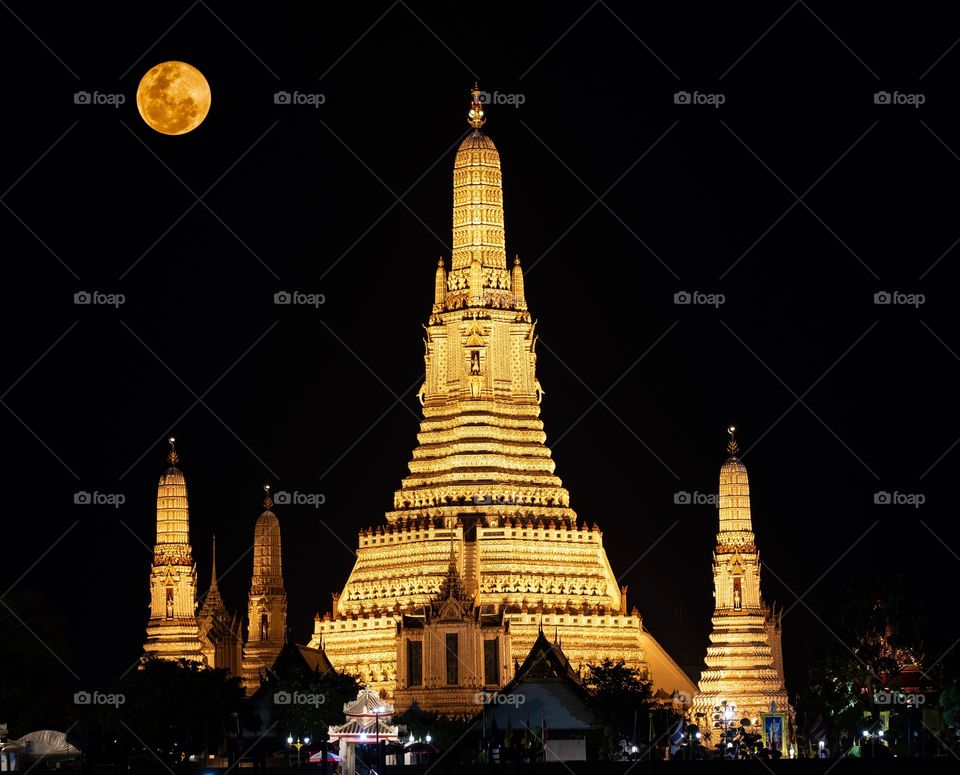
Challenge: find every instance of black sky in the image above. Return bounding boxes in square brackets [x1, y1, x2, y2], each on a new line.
[2, 2, 959, 695]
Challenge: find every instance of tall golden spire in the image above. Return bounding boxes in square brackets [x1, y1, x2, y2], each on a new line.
[512, 255, 526, 309]
[468, 82, 485, 128]
[450, 84, 507, 275]
[693, 425, 792, 744]
[718, 426, 754, 547]
[210, 534, 219, 592]
[433, 257, 446, 311]
[242, 481, 287, 694]
[201, 532, 226, 612]
[155, 437, 190, 557]
[144, 435, 205, 664]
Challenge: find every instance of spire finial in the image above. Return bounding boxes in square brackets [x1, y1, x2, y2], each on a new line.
[468, 83, 486, 129]
[263, 483, 273, 510]
[210, 533, 219, 591]
[167, 436, 179, 466]
[726, 425, 739, 456]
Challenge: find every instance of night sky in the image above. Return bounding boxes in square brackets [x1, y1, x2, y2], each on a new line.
[3, 2, 959, 696]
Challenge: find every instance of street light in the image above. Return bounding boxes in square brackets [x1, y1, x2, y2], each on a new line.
[426, 733, 432, 743]
[289, 736, 307, 767]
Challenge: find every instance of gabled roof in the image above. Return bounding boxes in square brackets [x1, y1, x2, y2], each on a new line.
[248, 642, 333, 702]
[498, 628, 587, 698]
[343, 687, 394, 717]
[292, 643, 333, 674]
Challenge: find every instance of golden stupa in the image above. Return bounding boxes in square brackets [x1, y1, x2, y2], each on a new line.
[692, 428, 793, 749]
[308, 88, 694, 714]
[143, 438, 206, 663]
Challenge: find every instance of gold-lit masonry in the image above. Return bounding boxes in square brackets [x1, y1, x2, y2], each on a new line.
[143, 438, 206, 662]
[308, 88, 695, 714]
[692, 428, 793, 744]
[143, 446, 287, 694]
[241, 485, 288, 692]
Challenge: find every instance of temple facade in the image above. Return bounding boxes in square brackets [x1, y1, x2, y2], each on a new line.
[308, 87, 695, 714]
[692, 428, 793, 749]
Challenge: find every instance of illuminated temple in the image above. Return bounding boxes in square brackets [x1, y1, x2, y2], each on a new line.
[692, 428, 793, 746]
[143, 440, 289, 695]
[307, 88, 695, 714]
[143, 438, 206, 663]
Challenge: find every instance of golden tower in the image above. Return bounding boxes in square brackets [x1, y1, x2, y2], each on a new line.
[692, 428, 792, 747]
[143, 438, 205, 662]
[309, 87, 695, 711]
[241, 485, 288, 694]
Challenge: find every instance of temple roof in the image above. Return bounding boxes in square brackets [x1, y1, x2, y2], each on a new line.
[508, 628, 582, 687]
[342, 686, 394, 717]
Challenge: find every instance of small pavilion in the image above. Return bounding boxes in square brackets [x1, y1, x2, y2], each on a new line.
[327, 688, 399, 775]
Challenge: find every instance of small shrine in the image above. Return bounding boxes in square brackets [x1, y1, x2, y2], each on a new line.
[327, 688, 399, 775]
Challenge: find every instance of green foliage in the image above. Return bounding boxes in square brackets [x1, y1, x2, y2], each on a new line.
[392, 701, 478, 750]
[582, 658, 653, 760]
[256, 664, 361, 740]
[118, 657, 245, 760]
[941, 679, 960, 727]
[0, 589, 75, 735]
[800, 575, 929, 739]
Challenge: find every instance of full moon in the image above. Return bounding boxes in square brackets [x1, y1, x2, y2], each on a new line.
[136, 61, 211, 136]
